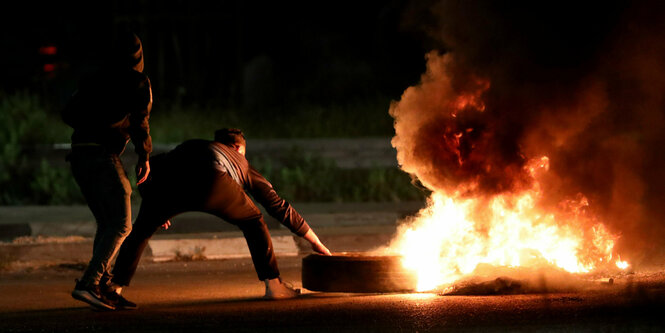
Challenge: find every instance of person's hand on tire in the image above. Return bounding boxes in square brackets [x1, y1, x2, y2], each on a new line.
[303, 229, 332, 255]
[311, 241, 332, 256]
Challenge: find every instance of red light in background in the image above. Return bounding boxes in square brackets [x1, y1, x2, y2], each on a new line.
[43, 64, 56, 72]
[39, 46, 58, 55]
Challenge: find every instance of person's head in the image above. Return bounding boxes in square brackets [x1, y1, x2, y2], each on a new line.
[110, 30, 144, 72]
[214, 128, 246, 155]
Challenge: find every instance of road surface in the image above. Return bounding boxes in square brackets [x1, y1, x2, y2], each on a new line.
[1, 256, 664, 332]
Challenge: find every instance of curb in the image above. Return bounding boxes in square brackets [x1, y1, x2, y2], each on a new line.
[0, 225, 400, 269]
[0, 202, 422, 269]
[148, 233, 300, 262]
[0, 202, 424, 241]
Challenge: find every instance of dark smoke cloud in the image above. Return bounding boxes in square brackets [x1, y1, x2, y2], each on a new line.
[391, 0, 665, 266]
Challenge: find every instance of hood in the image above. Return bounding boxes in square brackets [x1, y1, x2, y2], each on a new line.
[111, 31, 144, 72]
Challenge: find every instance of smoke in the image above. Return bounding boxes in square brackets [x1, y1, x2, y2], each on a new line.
[444, 264, 599, 295]
[391, 0, 665, 266]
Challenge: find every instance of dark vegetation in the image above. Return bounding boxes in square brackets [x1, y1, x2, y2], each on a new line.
[0, 1, 433, 205]
[0, 92, 428, 205]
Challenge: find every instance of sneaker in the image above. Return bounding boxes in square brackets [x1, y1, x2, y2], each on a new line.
[71, 279, 116, 311]
[103, 290, 138, 310]
[263, 277, 301, 300]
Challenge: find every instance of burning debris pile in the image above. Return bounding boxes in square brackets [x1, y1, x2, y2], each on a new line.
[384, 0, 665, 292]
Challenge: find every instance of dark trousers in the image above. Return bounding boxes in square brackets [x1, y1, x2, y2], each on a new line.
[111, 171, 279, 286]
[68, 147, 133, 287]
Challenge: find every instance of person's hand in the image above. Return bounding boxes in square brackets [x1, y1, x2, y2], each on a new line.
[136, 159, 150, 185]
[311, 241, 332, 256]
[303, 229, 332, 255]
[161, 220, 171, 230]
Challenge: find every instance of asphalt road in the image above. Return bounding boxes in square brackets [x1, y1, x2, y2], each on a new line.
[1, 256, 664, 332]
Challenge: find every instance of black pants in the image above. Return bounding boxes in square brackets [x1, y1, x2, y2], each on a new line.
[111, 170, 279, 286]
[68, 147, 133, 287]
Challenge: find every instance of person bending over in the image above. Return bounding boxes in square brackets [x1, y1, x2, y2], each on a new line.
[106, 128, 331, 309]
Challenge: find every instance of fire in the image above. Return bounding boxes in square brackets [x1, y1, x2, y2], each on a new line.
[386, 158, 628, 292]
[387, 52, 636, 292]
[616, 257, 629, 270]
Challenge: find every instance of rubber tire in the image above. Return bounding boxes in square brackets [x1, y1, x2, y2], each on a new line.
[301, 253, 416, 293]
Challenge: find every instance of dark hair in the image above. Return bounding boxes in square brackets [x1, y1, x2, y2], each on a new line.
[214, 128, 246, 146]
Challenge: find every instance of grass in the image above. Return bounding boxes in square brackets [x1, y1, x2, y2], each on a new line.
[149, 98, 395, 142]
[0, 91, 426, 205]
[0, 91, 81, 204]
[250, 148, 428, 203]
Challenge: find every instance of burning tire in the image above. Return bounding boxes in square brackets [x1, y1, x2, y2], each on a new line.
[301, 253, 416, 293]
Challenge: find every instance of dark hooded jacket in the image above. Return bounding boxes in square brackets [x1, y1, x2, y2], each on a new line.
[62, 32, 152, 160]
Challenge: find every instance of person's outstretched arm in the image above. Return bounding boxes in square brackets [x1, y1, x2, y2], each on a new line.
[247, 166, 331, 255]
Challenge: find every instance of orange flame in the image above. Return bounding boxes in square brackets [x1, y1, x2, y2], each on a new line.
[386, 156, 627, 292]
[389, 53, 630, 291]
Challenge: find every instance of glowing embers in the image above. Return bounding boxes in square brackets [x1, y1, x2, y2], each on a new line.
[387, 158, 627, 292]
[616, 258, 629, 270]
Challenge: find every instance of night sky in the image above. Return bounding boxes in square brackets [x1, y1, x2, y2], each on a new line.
[0, 0, 432, 109]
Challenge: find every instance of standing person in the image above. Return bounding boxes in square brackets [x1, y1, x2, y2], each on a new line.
[61, 30, 153, 310]
[105, 128, 331, 309]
